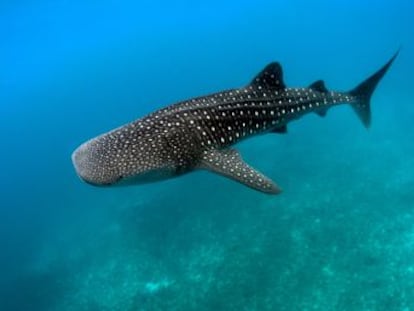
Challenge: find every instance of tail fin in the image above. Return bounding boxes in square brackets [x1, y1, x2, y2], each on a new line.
[349, 50, 399, 128]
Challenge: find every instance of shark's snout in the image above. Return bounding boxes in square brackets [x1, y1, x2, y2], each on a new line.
[72, 140, 119, 186]
[72, 142, 96, 184]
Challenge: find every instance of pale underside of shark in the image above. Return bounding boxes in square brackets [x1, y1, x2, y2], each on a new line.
[72, 52, 398, 194]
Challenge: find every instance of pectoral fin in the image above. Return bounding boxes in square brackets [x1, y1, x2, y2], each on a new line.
[199, 149, 281, 194]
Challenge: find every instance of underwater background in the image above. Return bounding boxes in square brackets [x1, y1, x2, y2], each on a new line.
[0, 0, 413, 310]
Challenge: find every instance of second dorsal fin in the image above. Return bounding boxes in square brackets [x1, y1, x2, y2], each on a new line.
[250, 62, 286, 90]
[309, 80, 328, 93]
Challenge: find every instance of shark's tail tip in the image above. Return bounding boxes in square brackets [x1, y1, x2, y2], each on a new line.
[349, 50, 399, 128]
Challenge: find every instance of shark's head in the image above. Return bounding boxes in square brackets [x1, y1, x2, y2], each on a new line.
[72, 137, 123, 186]
[72, 128, 174, 186]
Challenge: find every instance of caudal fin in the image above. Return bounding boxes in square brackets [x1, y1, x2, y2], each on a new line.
[349, 50, 399, 128]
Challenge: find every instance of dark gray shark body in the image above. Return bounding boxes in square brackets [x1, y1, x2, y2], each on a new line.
[72, 52, 398, 194]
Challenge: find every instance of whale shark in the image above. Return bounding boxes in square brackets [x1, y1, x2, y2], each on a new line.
[72, 52, 398, 194]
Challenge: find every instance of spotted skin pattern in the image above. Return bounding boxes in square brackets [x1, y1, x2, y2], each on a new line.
[72, 53, 397, 194]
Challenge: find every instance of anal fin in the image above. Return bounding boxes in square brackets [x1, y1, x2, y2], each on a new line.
[315, 108, 328, 117]
[199, 149, 281, 194]
[271, 125, 287, 134]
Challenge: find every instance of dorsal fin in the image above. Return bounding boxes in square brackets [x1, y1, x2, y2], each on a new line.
[309, 80, 328, 93]
[250, 62, 285, 89]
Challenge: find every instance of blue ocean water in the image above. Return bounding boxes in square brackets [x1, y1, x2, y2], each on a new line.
[0, 0, 413, 310]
